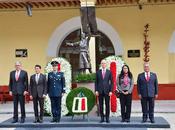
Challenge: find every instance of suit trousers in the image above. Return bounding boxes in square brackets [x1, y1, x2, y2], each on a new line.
[50, 97, 62, 120]
[98, 92, 110, 120]
[141, 97, 155, 120]
[80, 7, 98, 35]
[119, 93, 132, 120]
[13, 94, 25, 120]
[33, 96, 44, 119]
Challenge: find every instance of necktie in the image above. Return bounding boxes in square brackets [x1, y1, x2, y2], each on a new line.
[146, 72, 150, 82]
[36, 74, 39, 84]
[102, 70, 105, 79]
[16, 71, 19, 81]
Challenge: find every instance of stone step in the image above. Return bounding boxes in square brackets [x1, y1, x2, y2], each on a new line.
[0, 116, 170, 128]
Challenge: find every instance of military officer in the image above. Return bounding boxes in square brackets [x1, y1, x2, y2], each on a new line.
[47, 61, 65, 122]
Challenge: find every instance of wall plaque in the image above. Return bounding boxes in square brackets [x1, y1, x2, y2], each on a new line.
[15, 49, 28, 57]
[128, 50, 140, 58]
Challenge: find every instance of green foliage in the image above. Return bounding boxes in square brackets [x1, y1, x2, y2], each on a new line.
[75, 73, 96, 83]
[66, 87, 96, 115]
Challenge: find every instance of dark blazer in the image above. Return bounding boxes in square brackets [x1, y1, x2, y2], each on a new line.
[9, 70, 28, 95]
[137, 72, 158, 98]
[29, 73, 47, 98]
[47, 72, 65, 97]
[95, 69, 113, 94]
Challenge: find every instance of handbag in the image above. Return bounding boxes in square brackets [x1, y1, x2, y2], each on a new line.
[115, 89, 120, 98]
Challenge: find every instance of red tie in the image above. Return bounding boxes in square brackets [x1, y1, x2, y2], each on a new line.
[146, 72, 150, 81]
[16, 71, 19, 81]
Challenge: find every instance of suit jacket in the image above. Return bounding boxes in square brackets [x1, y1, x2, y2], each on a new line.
[47, 71, 65, 97]
[29, 73, 47, 98]
[9, 70, 28, 95]
[95, 69, 113, 94]
[137, 72, 158, 98]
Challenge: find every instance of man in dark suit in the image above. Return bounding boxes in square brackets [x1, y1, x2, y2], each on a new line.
[29, 65, 47, 123]
[95, 59, 113, 123]
[9, 61, 28, 123]
[137, 62, 158, 123]
[47, 61, 65, 123]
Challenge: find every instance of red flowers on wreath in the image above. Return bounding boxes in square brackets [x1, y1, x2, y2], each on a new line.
[110, 61, 117, 112]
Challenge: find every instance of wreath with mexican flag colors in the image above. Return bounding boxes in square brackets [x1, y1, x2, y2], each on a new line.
[66, 87, 95, 115]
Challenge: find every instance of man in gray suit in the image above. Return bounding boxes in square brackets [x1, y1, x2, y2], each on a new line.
[9, 61, 28, 123]
[137, 62, 158, 123]
[95, 59, 113, 123]
[29, 65, 47, 123]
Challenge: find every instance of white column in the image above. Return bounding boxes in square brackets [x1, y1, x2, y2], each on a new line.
[89, 37, 96, 73]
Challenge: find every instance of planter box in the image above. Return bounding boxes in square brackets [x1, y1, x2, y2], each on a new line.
[76, 82, 95, 92]
[0, 85, 30, 103]
[0, 85, 12, 103]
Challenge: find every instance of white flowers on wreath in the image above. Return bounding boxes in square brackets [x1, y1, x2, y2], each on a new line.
[102, 55, 125, 116]
[44, 57, 72, 116]
[102, 55, 125, 76]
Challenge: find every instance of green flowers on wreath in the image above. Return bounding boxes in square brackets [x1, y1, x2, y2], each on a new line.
[66, 87, 95, 115]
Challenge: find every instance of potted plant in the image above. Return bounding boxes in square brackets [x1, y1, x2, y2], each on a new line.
[75, 73, 96, 83]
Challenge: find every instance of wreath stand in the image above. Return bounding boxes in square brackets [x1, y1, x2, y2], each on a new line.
[71, 96, 89, 121]
[71, 113, 89, 121]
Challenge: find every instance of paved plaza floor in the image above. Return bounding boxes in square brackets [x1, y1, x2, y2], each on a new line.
[0, 100, 175, 130]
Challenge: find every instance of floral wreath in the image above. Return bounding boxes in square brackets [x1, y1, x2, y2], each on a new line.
[102, 56, 125, 75]
[102, 55, 125, 116]
[44, 57, 72, 116]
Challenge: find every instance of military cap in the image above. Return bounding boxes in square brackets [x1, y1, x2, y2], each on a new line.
[51, 61, 59, 66]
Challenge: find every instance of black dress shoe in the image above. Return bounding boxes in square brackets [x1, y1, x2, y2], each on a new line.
[40, 117, 43, 121]
[125, 119, 130, 123]
[55, 118, 60, 123]
[142, 119, 147, 123]
[38, 119, 43, 123]
[106, 120, 110, 123]
[56, 120, 60, 123]
[39, 120, 43, 123]
[33, 118, 38, 123]
[99, 119, 104, 123]
[57, 117, 60, 122]
[12, 119, 18, 123]
[121, 119, 125, 122]
[20, 118, 25, 123]
[150, 119, 155, 123]
[33, 120, 37, 123]
[51, 118, 56, 123]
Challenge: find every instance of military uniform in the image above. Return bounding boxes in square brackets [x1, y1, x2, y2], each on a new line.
[47, 64, 65, 122]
